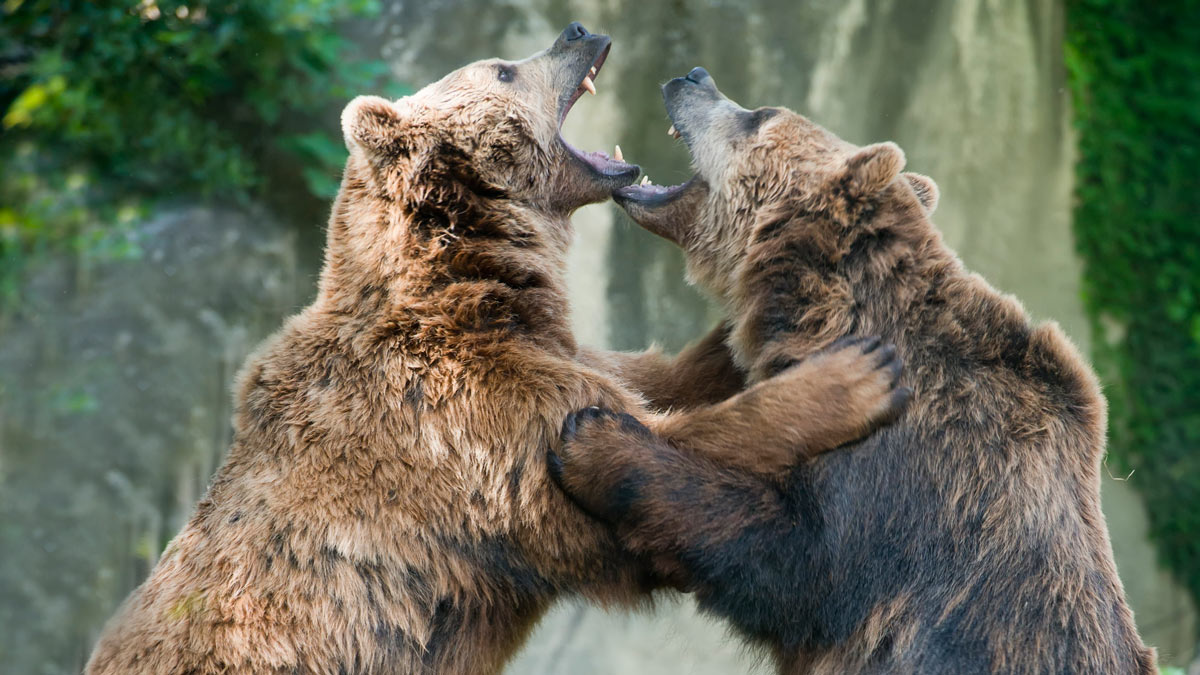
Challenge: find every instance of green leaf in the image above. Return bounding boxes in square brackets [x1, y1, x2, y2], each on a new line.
[0, 0, 406, 304]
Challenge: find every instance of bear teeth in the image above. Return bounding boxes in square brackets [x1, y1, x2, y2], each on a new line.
[667, 124, 681, 139]
[613, 145, 624, 162]
[582, 75, 596, 96]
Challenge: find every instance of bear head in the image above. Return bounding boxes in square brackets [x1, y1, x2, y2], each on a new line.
[323, 23, 639, 306]
[614, 67, 938, 304]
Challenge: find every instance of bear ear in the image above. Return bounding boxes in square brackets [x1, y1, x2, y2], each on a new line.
[341, 95, 409, 159]
[845, 141, 905, 198]
[903, 172, 939, 214]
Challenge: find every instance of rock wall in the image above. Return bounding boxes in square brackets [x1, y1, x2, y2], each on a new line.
[2, 1, 1194, 671]
[0, 208, 308, 674]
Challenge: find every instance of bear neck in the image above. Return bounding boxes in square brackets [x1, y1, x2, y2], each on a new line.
[315, 169, 577, 357]
[731, 189, 958, 373]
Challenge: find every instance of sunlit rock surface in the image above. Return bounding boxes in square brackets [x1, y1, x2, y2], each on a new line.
[0, 208, 308, 674]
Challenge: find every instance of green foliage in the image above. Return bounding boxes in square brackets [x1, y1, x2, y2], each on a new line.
[1065, 0, 1200, 628]
[0, 0, 405, 301]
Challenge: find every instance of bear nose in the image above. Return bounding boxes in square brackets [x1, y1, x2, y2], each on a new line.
[686, 67, 712, 84]
[563, 22, 589, 41]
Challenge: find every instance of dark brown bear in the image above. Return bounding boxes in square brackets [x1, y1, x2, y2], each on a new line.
[85, 29, 907, 675]
[550, 67, 1155, 674]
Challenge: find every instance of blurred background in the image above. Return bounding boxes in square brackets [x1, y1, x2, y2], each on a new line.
[1, 1, 1197, 673]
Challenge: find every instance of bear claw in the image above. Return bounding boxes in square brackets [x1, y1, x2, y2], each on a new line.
[561, 405, 613, 443]
[546, 450, 565, 485]
[885, 385, 914, 422]
[560, 412, 578, 442]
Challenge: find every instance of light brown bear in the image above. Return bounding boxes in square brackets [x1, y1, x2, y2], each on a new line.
[551, 67, 1155, 674]
[85, 29, 909, 675]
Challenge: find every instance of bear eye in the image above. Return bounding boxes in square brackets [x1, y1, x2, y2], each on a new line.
[497, 65, 516, 83]
[750, 108, 778, 130]
[739, 108, 778, 135]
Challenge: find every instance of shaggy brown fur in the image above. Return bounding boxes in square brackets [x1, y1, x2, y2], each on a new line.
[85, 31, 905, 675]
[551, 67, 1155, 674]
[570, 335, 906, 479]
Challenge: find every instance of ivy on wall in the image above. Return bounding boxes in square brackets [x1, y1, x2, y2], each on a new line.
[1064, 0, 1200, 624]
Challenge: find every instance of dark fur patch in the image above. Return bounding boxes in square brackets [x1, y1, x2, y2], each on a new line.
[507, 460, 524, 499]
[438, 535, 555, 601]
[421, 597, 459, 668]
[739, 108, 780, 135]
[404, 380, 424, 408]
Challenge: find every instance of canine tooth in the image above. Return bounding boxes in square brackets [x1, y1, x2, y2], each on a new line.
[613, 145, 624, 162]
[640, 175, 651, 186]
[582, 76, 596, 95]
[667, 124, 676, 137]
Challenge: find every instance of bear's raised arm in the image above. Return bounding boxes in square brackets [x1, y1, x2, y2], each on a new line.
[550, 406, 795, 592]
[548, 337, 910, 590]
[569, 335, 907, 475]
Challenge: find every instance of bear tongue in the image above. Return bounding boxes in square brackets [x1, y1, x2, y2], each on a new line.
[563, 138, 634, 177]
[582, 149, 630, 176]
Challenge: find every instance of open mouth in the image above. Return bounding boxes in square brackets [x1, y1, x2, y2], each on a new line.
[558, 44, 639, 180]
[614, 67, 725, 204]
[613, 117, 693, 203]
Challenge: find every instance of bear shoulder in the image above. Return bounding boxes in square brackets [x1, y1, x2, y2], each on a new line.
[1026, 320, 1107, 448]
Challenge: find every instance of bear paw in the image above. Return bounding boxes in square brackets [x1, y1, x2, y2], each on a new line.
[549, 406, 654, 524]
[815, 335, 913, 428]
[776, 335, 912, 453]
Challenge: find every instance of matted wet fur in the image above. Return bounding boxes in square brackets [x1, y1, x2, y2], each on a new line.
[552, 68, 1154, 674]
[84, 30, 905, 675]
